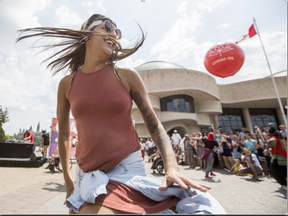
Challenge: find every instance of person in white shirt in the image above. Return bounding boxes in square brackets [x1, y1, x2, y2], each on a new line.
[279, 124, 287, 139]
[147, 138, 156, 157]
[239, 147, 263, 181]
[171, 130, 181, 148]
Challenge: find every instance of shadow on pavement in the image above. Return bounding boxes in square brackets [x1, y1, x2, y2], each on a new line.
[42, 182, 66, 192]
[202, 178, 222, 183]
[271, 189, 287, 199]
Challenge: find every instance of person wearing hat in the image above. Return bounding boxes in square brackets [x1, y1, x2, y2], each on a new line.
[23, 130, 34, 143]
[41, 129, 50, 161]
[171, 130, 181, 149]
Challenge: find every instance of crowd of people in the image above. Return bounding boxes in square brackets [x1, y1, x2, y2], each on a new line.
[141, 123, 287, 190]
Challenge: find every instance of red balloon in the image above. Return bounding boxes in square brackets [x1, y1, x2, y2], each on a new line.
[204, 42, 245, 78]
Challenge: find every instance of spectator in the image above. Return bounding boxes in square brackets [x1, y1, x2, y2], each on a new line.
[238, 127, 246, 140]
[244, 131, 258, 156]
[219, 135, 234, 170]
[23, 130, 34, 143]
[171, 130, 181, 148]
[184, 134, 196, 169]
[279, 124, 287, 140]
[227, 159, 250, 176]
[147, 138, 156, 158]
[215, 129, 221, 144]
[227, 130, 234, 141]
[201, 132, 218, 179]
[194, 133, 205, 169]
[139, 138, 145, 160]
[239, 147, 263, 181]
[252, 133, 269, 176]
[264, 126, 287, 190]
[262, 132, 272, 174]
[41, 129, 50, 162]
[174, 144, 182, 163]
[231, 135, 241, 160]
[217, 126, 223, 133]
[144, 139, 149, 157]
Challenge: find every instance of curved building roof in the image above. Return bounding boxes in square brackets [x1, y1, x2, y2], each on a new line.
[134, 61, 186, 72]
[265, 70, 287, 78]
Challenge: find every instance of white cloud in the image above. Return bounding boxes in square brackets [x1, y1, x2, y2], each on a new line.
[150, 0, 231, 63]
[196, 0, 230, 12]
[150, 7, 202, 61]
[177, 1, 188, 13]
[54, 5, 83, 28]
[82, 1, 106, 15]
[216, 23, 230, 28]
[192, 41, 216, 71]
[116, 57, 146, 69]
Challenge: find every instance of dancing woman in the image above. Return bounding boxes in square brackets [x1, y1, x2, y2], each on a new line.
[16, 14, 225, 214]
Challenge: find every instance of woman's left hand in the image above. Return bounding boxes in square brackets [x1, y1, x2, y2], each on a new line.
[159, 167, 211, 192]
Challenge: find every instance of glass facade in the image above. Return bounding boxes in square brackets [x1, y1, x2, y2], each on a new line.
[249, 108, 279, 128]
[160, 95, 195, 113]
[218, 108, 245, 132]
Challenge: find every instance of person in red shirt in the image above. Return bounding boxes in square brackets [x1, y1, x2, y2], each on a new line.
[23, 130, 34, 143]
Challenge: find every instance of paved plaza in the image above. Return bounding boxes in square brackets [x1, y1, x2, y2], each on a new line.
[0, 157, 287, 214]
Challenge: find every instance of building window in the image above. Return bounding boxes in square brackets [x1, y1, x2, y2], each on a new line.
[249, 108, 279, 128]
[160, 95, 195, 113]
[218, 108, 245, 132]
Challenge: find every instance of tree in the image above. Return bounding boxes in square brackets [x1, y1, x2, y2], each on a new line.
[0, 107, 9, 126]
[0, 126, 4, 142]
[0, 106, 9, 142]
[5, 135, 11, 141]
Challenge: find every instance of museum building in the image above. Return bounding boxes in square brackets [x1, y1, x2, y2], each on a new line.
[131, 61, 287, 138]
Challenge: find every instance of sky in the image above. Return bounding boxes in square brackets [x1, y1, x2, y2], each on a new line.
[0, 0, 287, 136]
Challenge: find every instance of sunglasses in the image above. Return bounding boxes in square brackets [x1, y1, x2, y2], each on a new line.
[102, 20, 122, 40]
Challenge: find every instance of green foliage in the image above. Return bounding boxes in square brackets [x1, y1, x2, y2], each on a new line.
[0, 126, 5, 142]
[0, 107, 9, 126]
[13, 135, 23, 140]
[34, 136, 42, 146]
[4, 135, 11, 141]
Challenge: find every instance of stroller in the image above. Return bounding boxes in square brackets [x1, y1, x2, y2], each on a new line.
[151, 154, 165, 175]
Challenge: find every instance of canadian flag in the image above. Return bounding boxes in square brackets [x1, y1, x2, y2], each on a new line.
[235, 24, 257, 44]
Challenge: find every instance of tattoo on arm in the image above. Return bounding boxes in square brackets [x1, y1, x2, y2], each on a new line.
[132, 90, 170, 160]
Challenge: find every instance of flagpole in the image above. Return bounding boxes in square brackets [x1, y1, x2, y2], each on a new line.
[253, 17, 287, 127]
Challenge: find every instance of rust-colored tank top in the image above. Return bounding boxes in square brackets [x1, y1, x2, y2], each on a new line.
[68, 65, 141, 172]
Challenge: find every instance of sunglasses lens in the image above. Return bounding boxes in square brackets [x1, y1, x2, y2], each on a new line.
[115, 29, 122, 39]
[104, 21, 113, 32]
[104, 20, 122, 39]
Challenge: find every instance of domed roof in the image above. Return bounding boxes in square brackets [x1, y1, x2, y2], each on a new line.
[265, 70, 287, 78]
[134, 61, 186, 72]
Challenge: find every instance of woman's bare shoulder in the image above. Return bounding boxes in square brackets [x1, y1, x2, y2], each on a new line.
[59, 73, 75, 86]
[58, 73, 76, 98]
[116, 66, 138, 78]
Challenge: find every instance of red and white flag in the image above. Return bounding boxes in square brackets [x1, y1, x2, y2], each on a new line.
[235, 24, 257, 44]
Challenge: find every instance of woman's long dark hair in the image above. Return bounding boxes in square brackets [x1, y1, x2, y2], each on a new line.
[16, 14, 146, 76]
[269, 126, 283, 140]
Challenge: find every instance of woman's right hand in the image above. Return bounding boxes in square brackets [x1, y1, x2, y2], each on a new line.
[63, 175, 75, 205]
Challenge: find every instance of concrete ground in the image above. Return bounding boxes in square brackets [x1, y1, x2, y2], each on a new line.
[0, 157, 287, 214]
